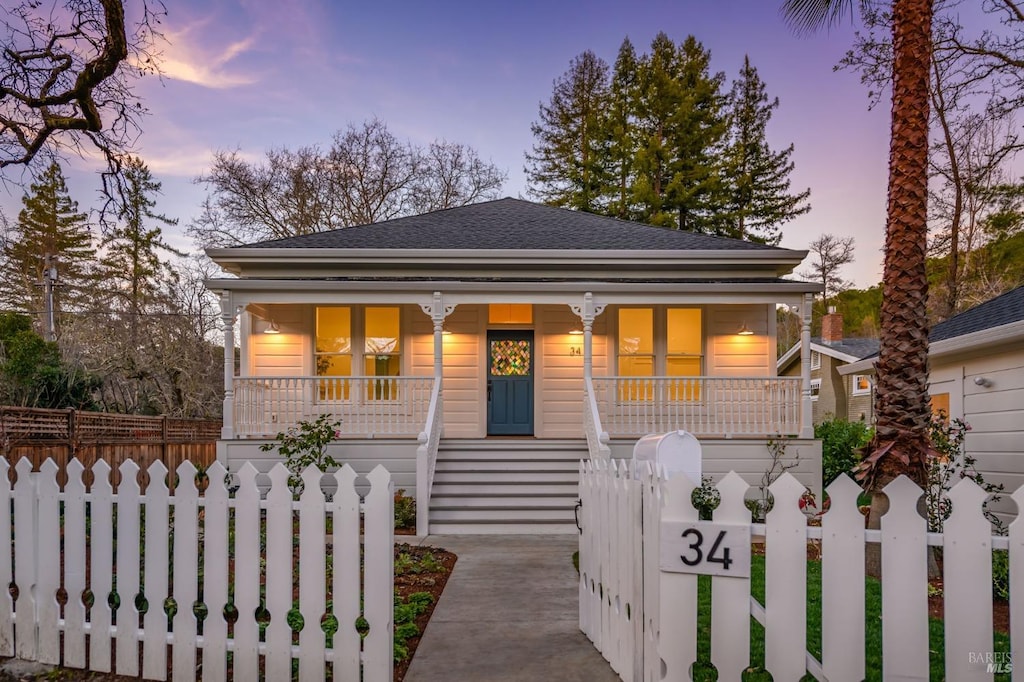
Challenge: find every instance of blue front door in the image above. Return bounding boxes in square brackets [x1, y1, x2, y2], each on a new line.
[487, 330, 534, 436]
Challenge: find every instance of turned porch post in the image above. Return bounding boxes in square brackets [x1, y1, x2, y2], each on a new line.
[572, 292, 605, 382]
[424, 291, 455, 381]
[219, 292, 238, 440]
[800, 293, 814, 438]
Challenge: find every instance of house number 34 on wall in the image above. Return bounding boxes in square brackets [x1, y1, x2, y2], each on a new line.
[659, 521, 751, 578]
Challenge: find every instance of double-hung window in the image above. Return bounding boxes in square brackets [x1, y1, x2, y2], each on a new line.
[315, 306, 401, 400]
[617, 307, 703, 400]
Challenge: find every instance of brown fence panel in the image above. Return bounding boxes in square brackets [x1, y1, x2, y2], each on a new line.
[0, 406, 219, 486]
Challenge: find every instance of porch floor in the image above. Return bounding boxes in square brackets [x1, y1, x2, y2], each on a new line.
[403, 534, 618, 681]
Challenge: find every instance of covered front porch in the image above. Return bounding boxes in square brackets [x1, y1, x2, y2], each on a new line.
[212, 286, 820, 533]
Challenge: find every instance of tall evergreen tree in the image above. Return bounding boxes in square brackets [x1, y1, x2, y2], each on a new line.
[89, 157, 187, 413]
[0, 163, 96, 333]
[526, 51, 611, 212]
[99, 156, 184, 345]
[722, 56, 811, 245]
[604, 38, 640, 220]
[632, 34, 728, 231]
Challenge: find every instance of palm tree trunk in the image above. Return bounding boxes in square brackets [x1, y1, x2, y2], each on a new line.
[865, 0, 934, 576]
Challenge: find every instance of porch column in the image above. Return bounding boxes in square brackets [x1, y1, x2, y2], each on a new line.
[422, 291, 455, 380]
[572, 292, 604, 382]
[219, 291, 238, 440]
[800, 293, 814, 438]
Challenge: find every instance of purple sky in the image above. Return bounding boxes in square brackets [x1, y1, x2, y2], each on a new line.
[2, 0, 893, 287]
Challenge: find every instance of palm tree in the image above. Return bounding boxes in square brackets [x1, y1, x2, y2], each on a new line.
[782, 0, 935, 491]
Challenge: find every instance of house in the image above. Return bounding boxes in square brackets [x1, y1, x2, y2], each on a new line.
[777, 309, 880, 424]
[840, 285, 1024, 513]
[205, 198, 823, 534]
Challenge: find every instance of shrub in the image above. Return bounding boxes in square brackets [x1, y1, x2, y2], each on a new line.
[394, 489, 417, 530]
[993, 549, 1010, 601]
[926, 415, 1005, 533]
[691, 475, 720, 521]
[259, 414, 342, 490]
[816, 417, 872, 487]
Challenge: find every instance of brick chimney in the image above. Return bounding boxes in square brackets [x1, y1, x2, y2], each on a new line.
[822, 306, 843, 345]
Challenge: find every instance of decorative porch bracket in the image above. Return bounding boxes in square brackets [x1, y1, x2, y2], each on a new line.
[570, 293, 606, 383]
[419, 292, 456, 380]
[218, 291, 240, 440]
[800, 293, 814, 438]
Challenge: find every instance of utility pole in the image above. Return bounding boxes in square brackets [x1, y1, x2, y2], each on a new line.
[41, 254, 57, 342]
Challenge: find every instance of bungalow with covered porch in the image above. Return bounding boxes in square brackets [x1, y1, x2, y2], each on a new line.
[205, 198, 822, 534]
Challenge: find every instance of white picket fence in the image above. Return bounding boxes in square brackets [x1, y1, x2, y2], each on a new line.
[579, 458, 1022, 682]
[0, 456, 395, 682]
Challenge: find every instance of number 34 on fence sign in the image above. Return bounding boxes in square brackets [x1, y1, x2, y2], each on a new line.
[659, 521, 751, 578]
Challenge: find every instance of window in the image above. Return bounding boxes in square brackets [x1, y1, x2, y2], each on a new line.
[618, 308, 654, 377]
[810, 378, 821, 401]
[852, 374, 872, 396]
[617, 307, 703, 400]
[810, 351, 821, 370]
[930, 392, 950, 422]
[489, 304, 533, 324]
[316, 307, 352, 399]
[315, 306, 401, 400]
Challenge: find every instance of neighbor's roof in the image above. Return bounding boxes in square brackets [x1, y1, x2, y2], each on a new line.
[838, 285, 1024, 374]
[777, 336, 880, 372]
[238, 197, 785, 252]
[931, 285, 1024, 342]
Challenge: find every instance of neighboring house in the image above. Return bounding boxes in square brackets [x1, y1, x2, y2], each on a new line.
[205, 198, 823, 534]
[840, 285, 1024, 515]
[777, 309, 879, 425]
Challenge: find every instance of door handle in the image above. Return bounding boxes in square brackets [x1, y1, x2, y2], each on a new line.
[487, 380, 492, 401]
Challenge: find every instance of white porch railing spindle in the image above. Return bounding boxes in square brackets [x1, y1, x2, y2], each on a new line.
[233, 376, 433, 438]
[590, 376, 802, 438]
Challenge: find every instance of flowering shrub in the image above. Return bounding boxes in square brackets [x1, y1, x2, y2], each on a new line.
[260, 414, 342, 490]
[926, 414, 1004, 533]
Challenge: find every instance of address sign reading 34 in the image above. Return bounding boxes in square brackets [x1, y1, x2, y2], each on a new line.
[659, 521, 751, 578]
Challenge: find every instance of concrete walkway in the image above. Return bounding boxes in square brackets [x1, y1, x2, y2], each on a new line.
[404, 534, 620, 682]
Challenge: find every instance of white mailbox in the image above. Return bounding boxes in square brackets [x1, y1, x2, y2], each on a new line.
[632, 430, 702, 483]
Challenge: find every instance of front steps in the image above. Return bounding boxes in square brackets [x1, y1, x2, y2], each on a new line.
[428, 439, 587, 534]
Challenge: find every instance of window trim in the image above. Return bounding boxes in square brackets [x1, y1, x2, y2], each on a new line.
[810, 350, 821, 370]
[810, 378, 821, 401]
[851, 374, 872, 396]
[614, 305, 705, 378]
[313, 305, 404, 402]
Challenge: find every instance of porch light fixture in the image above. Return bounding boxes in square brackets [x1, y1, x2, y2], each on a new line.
[568, 325, 584, 336]
[737, 322, 754, 336]
[264, 319, 280, 334]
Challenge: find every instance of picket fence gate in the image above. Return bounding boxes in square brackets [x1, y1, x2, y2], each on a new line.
[0, 456, 395, 682]
[579, 458, 1023, 682]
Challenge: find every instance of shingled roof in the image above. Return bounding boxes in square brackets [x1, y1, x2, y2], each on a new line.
[240, 197, 784, 252]
[931, 285, 1024, 342]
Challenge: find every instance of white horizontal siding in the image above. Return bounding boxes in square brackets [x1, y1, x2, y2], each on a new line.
[708, 304, 772, 376]
[538, 305, 607, 438]
[248, 304, 308, 376]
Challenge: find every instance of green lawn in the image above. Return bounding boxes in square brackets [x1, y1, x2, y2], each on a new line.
[687, 555, 1011, 681]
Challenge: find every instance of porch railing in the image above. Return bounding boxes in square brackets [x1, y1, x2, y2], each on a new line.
[415, 380, 443, 535]
[583, 377, 611, 459]
[232, 376, 434, 438]
[591, 376, 802, 438]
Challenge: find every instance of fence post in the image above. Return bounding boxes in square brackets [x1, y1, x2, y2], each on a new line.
[67, 408, 76, 461]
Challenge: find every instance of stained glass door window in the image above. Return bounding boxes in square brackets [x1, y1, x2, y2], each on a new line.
[490, 339, 531, 376]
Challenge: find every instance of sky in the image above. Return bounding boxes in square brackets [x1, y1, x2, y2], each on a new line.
[1, 0, 894, 288]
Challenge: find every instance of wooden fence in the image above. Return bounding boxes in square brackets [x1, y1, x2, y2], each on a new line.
[0, 406, 220, 479]
[0, 456, 395, 682]
[579, 459, 1021, 682]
